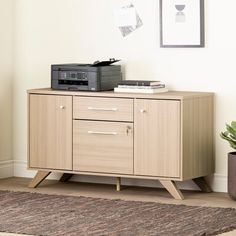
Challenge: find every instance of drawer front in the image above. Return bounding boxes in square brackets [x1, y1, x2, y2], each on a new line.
[73, 97, 133, 122]
[73, 120, 133, 174]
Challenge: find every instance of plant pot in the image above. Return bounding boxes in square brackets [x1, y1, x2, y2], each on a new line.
[228, 152, 236, 200]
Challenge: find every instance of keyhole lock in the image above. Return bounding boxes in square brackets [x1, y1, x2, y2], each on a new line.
[126, 126, 132, 136]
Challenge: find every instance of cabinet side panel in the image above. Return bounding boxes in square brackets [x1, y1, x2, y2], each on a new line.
[29, 95, 72, 170]
[182, 96, 214, 180]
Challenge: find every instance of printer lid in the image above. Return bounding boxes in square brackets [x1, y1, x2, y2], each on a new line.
[91, 58, 120, 67]
[52, 59, 120, 70]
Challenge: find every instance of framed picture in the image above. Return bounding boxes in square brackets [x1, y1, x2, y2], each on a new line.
[160, 0, 205, 48]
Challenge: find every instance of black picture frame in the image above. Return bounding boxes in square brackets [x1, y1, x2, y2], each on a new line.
[160, 0, 205, 48]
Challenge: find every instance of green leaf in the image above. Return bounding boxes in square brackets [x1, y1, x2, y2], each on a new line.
[220, 122, 236, 150]
[226, 124, 236, 138]
[223, 131, 229, 136]
[229, 141, 236, 150]
[221, 132, 236, 144]
[231, 121, 236, 130]
[220, 134, 229, 142]
[229, 134, 236, 141]
[220, 132, 229, 139]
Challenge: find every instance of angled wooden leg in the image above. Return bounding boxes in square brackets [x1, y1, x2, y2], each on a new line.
[59, 173, 74, 182]
[116, 177, 121, 191]
[159, 180, 184, 200]
[28, 171, 51, 188]
[193, 177, 212, 193]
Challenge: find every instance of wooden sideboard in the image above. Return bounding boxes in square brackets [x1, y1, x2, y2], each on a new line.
[28, 88, 214, 200]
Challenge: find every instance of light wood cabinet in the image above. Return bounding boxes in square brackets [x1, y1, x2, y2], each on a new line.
[29, 94, 72, 170]
[28, 89, 214, 200]
[134, 99, 180, 177]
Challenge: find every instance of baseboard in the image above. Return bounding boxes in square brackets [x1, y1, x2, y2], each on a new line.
[0, 160, 14, 179]
[13, 160, 61, 179]
[206, 174, 228, 193]
[14, 160, 36, 178]
[12, 160, 228, 193]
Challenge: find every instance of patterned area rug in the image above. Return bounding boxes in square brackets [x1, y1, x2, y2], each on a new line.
[0, 190, 236, 236]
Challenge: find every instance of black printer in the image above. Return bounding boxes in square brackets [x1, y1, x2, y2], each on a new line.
[51, 59, 122, 91]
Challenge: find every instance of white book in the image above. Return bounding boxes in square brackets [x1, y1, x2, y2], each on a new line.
[118, 85, 165, 89]
[114, 87, 169, 94]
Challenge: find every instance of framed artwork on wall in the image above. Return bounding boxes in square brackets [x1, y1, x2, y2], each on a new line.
[160, 0, 205, 48]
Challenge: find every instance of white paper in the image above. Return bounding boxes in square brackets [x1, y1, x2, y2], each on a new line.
[113, 7, 137, 27]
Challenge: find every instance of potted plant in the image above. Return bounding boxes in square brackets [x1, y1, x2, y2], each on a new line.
[220, 121, 236, 200]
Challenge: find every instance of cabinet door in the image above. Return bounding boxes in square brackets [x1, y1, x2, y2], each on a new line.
[29, 95, 72, 170]
[73, 120, 133, 174]
[134, 99, 180, 178]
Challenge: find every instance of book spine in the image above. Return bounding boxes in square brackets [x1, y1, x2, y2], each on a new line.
[118, 85, 165, 89]
[114, 87, 168, 94]
[118, 81, 157, 86]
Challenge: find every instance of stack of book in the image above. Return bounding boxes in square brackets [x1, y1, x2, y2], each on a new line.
[114, 80, 168, 94]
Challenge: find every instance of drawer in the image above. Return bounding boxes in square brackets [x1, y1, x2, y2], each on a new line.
[73, 97, 133, 122]
[73, 120, 133, 174]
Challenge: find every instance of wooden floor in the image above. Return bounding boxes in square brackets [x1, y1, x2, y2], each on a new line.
[0, 177, 235, 236]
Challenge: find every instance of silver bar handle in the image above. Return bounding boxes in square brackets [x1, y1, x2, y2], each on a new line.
[87, 107, 118, 112]
[88, 131, 117, 135]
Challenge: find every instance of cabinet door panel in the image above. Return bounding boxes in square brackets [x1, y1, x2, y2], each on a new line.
[73, 120, 133, 174]
[134, 99, 180, 177]
[29, 95, 72, 170]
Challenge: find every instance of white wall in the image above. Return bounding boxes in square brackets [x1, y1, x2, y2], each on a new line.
[13, 0, 236, 191]
[0, 0, 13, 162]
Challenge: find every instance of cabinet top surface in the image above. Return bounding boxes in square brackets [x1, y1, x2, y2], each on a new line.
[27, 88, 214, 100]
